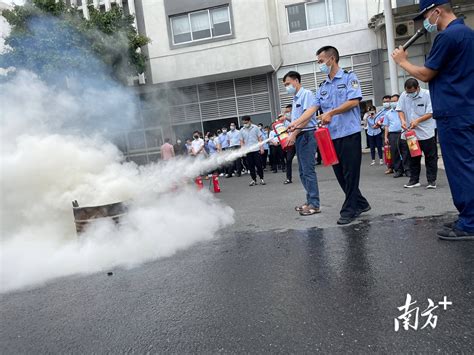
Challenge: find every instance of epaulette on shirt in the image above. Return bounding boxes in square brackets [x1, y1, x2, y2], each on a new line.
[319, 80, 326, 87]
[343, 69, 352, 74]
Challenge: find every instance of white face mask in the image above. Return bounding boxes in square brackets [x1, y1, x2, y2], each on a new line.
[244, 123, 251, 128]
[222, 129, 227, 133]
[230, 126, 235, 130]
[177, 140, 181, 144]
[383, 102, 390, 109]
[390, 102, 397, 109]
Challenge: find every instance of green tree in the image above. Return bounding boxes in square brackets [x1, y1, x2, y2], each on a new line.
[1, 0, 150, 84]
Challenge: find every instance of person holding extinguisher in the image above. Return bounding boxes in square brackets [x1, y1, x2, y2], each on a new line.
[282, 71, 321, 216]
[396, 78, 438, 189]
[392, 0, 474, 241]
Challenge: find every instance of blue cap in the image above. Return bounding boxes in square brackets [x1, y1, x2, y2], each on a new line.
[414, 0, 450, 20]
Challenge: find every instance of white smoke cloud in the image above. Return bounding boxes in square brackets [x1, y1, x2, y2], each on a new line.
[0, 70, 235, 293]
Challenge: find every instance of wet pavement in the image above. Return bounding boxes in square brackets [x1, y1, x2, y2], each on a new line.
[1, 214, 473, 353]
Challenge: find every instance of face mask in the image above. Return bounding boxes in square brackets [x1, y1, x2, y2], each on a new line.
[319, 60, 332, 75]
[193, 135, 199, 140]
[407, 91, 418, 99]
[286, 84, 296, 95]
[244, 123, 251, 128]
[423, 11, 439, 33]
[177, 140, 181, 144]
[205, 137, 209, 141]
[222, 129, 227, 133]
[390, 102, 397, 109]
[383, 102, 390, 109]
[230, 126, 235, 130]
[285, 112, 291, 118]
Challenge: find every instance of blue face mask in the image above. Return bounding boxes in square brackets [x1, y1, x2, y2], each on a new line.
[319, 62, 331, 75]
[423, 11, 439, 33]
[286, 84, 296, 95]
[407, 91, 418, 99]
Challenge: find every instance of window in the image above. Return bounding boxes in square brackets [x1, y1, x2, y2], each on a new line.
[287, 0, 349, 33]
[170, 6, 231, 45]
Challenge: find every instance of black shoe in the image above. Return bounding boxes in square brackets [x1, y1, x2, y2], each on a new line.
[337, 216, 355, 225]
[443, 220, 458, 229]
[393, 171, 404, 178]
[316, 162, 322, 165]
[283, 179, 292, 184]
[354, 205, 371, 218]
[236, 173, 241, 177]
[438, 228, 474, 241]
[225, 174, 232, 178]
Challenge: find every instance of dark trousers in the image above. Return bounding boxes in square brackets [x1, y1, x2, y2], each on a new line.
[270, 145, 284, 171]
[408, 136, 438, 184]
[246, 151, 264, 181]
[261, 149, 269, 169]
[399, 139, 411, 175]
[388, 132, 404, 173]
[367, 132, 383, 160]
[286, 147, 296, 181]
[332, 132, 370, 218]
[437, 115, 474, 232]
[226, 146, 242, 175]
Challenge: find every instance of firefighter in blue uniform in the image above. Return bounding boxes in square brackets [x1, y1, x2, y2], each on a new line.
[392, 0, 474, 240]
[288, 46, 371, 225]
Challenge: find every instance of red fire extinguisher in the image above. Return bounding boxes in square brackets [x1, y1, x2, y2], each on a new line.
[195, 176, 204, 190]
[272, 119, 291, 151]
[211, 174, 221, 193]
[314, 127, 339, 166]
[405, 130, 422, 157]
[384, 145, 392, 166]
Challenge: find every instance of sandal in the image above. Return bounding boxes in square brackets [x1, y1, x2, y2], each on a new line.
[284, 179, 292, 184]
[295, 204, 308, 212]
[299, 205, 321, 216]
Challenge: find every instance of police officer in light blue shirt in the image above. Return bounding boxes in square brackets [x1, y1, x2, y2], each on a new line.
[392, 0, 474, 240]
[289, 46, 370, 225]
[383, 94, 408, 177]
[219, 127, 230, 150]
[226, 122, 242, 177]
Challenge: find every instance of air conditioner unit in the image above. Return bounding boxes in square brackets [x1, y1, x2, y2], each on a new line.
[394, 20, 415, 39]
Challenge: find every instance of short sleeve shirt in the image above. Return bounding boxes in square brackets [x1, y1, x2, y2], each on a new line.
[424, 18, 474, 117]
[396, 89, 435, 140]
[228, 129, 241, 147]
[314, 68, 363, 140]
[290, 87, 317, 131]
[385, 109, 402, 132]
[240, 124, 262, 152]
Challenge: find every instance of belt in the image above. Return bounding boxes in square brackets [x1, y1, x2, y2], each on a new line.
[296, 130, 312, 138]
[389, 131, 401, 134]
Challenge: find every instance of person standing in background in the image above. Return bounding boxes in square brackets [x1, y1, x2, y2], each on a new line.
[396, 78, 437, 189]
[240, 116, 265, 186]
[384, 94, 406, 177]
[227, 122, 242, 177]
[366, 106, 384, 166]
[160, 138, 175, 161]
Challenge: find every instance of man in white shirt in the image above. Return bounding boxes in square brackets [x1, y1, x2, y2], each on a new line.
[190, 131, 206, 157]
[396, 78, 438, 189]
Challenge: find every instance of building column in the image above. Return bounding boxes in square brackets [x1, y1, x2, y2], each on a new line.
[383, 0, 399, 95]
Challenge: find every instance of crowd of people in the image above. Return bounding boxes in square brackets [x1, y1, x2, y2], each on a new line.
[161, 114, 308, 186]
[158, 0, 473, 241]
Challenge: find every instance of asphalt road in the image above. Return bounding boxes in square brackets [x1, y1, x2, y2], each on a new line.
[1, 154, 473, 353]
